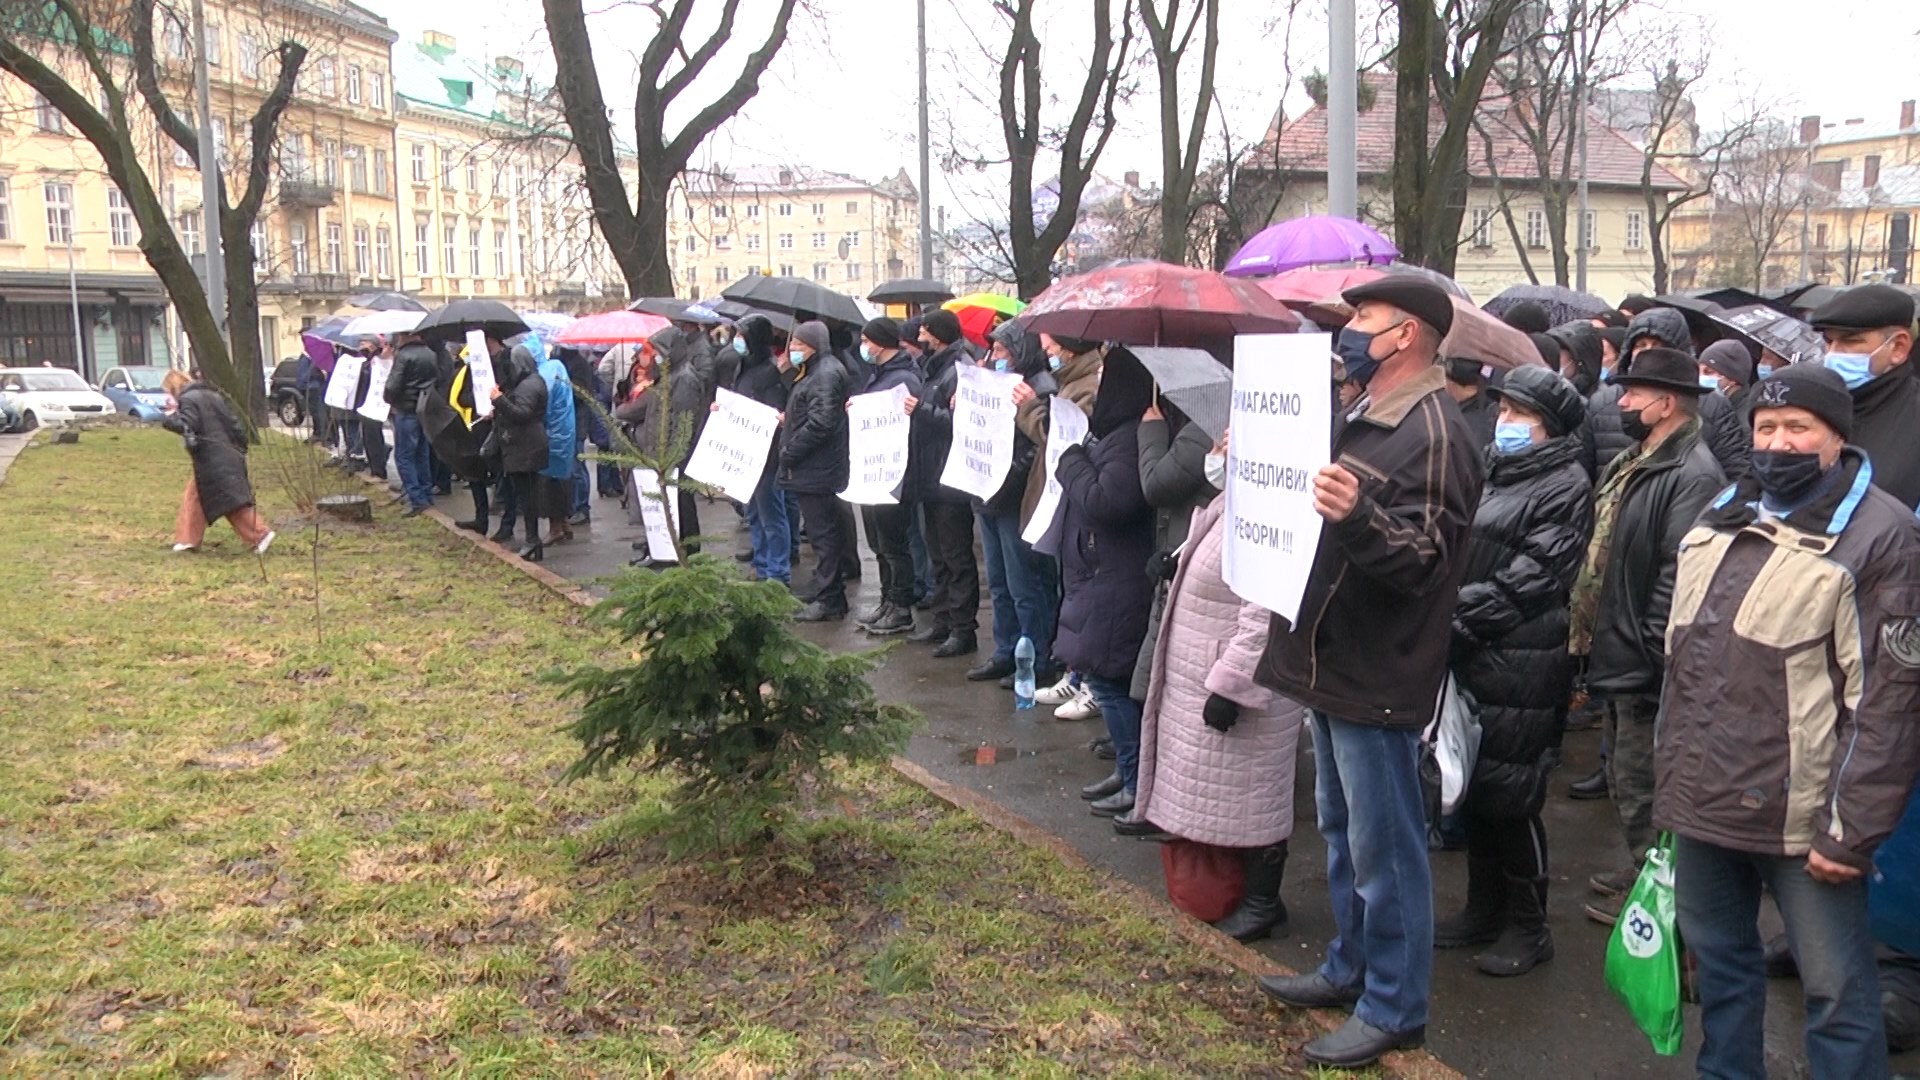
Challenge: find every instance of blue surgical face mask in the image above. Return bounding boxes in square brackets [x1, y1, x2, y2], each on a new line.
[1493, 420, 1534, 454]
[1756, 364, 1777, 380]
[789, 348, 808, 368]
[993, 358, 1009, 373]
[1698, 372, 1720, 391]
[1824, 340, 1884, 390]
[732, 337, 748, 356]
[859, 344, 876, 364]
[1047, 354, 1063, 372]
[1335, 324, 1397, 387]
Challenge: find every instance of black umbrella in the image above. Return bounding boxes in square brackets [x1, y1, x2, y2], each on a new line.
[1711, 305, 1826, 366]
[1132, 346, 1232, 440]
[722, 275, 866, 325]
[1770, 283, 1842, 313]
[415, 299, 529, 342]
[421, 390, 490, 482]
[627, 296, 728, 325]
[346, 290, 429, 312]
[1485, 284, 1614, 326]
[869, 278, 954, 306]
[1691, 286, 1791, 316]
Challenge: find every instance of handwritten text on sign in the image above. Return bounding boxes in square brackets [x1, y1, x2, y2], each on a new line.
[630, 469, 681, 562]
[1021, 394, 1089, 549]
[1222, 333, 1333, 625]
[322, 353, 364, 412]
[938, 364, 1024, 500]
[357, 356, 393, 424]
[840, 385, 912, 505]
[465, 331, 497, 419]
[685, 387, 780, 503]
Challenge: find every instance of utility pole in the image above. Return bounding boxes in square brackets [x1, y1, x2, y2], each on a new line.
[1576, 89, 1591, 293]
[66, 233, 86, 377]
[1327, 0, 1357, 219]
[191, 0, 226, 350]
[917, 0, 934, 279]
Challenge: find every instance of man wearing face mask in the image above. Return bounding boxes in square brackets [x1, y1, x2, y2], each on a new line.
[903, 310, 980, 656]
[1443, 357, 1498, 448]
[779, 320, 857, 621]
[1699, 339, 1756, 419]
[1567, 346, 1725, 925]
[851, 318, 924, 638]
[1252, 278, 1484, 1068]
[1654, 362, 1920, 1080]
[1808, 284, 1920, 509]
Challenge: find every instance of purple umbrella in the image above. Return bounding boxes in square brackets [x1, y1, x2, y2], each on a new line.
[1223, 215, 1399, 278]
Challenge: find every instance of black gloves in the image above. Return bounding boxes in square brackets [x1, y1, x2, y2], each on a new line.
[1203, 693, 1241, 733]
[1145, 549, 1180, 582]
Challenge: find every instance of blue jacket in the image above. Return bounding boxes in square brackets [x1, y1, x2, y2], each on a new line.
[537, 356, 576, 480]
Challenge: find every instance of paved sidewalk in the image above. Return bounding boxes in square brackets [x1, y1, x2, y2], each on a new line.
[0, 433, 31, 485]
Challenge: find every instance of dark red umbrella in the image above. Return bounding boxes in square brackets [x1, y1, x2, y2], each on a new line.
[1019, 261, 1299, 346]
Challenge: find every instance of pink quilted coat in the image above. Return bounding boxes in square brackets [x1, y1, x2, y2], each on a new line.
[1134, 495, 1305, 848]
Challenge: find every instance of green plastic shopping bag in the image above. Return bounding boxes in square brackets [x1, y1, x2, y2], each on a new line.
[1604, 833, 1683, 1055]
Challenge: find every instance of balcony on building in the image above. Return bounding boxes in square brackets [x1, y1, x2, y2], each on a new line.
[279, 176, 337, 209]
[258, 273, 351, 298]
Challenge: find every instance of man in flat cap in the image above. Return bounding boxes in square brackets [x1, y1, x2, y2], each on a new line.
[1570, 346, 1725, 925]
[1810, 283, 1920, 509]
[1253, 276, 1485, 1068]
[1655, 362, 1920, 1080]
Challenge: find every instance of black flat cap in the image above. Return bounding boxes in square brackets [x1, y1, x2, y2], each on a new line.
[1610, 346, 1710, 395]
[1343, 278, 1455, 337]
[1808, 284, 1917, 332]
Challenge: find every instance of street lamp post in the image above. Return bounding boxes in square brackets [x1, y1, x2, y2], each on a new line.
[66, 233, 85, 377]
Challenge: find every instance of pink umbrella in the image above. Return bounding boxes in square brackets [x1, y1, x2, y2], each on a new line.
[1306, 295, 1546, 371]
[1255, 265, 1389, 306]
[553, 310, 671, 347]
[1019, 260, 1298, 347]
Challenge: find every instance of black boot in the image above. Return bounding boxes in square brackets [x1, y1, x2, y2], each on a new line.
[1212, 841, 1290, 942]
[1434, 855, 1507, 948]
[518, 540, 544, 564]
[1477, 875, 1553, 977]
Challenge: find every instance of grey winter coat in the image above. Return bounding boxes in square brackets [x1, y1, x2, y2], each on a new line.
[163, 382, 254, 519]
[1129, 416, 1218, 699]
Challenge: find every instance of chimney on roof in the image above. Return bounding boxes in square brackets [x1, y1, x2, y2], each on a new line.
[1799, 115, 1821, 144]
[1902, 100, 1916, 130]
[777, 167, 793, 186]
[423, 30, 456, 52]
[1124, 170, 1139, 189]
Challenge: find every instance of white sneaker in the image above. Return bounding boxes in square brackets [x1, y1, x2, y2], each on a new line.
[1034, 673, 1079, 707]
[1055, 685, 1102, 721]
[255, 531, 276, 556]
[171, 543, 197, 553]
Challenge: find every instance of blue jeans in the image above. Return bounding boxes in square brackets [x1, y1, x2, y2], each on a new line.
[391, 412, 434, 510]
[746, 479, 791, 585]
[1311, 710, 1432, 1033]
[1674, 834, 1888, 1080]
[570, 436, 591, 515]
[1085, 675, 1141, 792]
[976, 508, 1058, 663]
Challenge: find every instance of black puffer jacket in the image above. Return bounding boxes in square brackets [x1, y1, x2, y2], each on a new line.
[487, 345, 549, 475]
[1452, 435, 1595, 818]
[778, 350, 856, 495]
[163, 382, 254, 519]
[732, 317, 792, 487]
[1455, 390, 1498, 450]
[1586, 382, 1634, 475]
[1849, 365, 1920, 511]
[1548, 322, 1606, 478]
[907, 341, 968, 504]
[1054, 351, 1156, 680]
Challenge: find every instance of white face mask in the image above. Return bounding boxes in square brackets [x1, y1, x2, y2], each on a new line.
[1204, 451, 1227, 490]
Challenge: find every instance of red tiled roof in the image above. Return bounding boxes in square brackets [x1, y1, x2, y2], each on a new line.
[1259, 74, 1687, 191]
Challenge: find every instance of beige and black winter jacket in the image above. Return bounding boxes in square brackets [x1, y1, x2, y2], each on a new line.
[1654, 448, 1920, 872]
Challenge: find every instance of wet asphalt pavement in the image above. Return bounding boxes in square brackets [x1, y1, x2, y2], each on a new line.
[423, 480, 1917, 1079]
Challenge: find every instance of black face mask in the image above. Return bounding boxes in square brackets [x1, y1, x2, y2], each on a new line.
[1751, 449, 1832, 508]
[1620, 405, 1655, 442]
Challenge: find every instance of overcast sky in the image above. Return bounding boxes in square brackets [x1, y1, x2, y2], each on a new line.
[388, 0, 1920, 230]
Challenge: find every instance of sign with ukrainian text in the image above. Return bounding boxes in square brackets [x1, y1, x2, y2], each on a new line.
[1223, 333, 1333, 625]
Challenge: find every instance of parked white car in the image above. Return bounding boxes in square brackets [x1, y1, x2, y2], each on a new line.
[0, 367, 118, 430]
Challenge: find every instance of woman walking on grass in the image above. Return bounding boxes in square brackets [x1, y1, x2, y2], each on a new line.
[160, 370, 274, 555]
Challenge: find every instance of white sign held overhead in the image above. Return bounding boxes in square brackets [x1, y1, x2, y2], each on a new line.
[1222, 333, 1334, 625]
[839, 385, 912, 505]
[630, 468, 682, 563]
[465, 331, 497, 419]
[685, 387, 781, 503]
[356, 356, 392, 424]
[322, 353, 364, 412]
[938, 363, 1024, 500]
[1020, 394, 1089, 550]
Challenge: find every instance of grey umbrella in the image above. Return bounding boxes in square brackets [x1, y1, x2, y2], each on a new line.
[1133, 346, 1232, 440]
[722, 275, 866, 325]
[1485, 284, 1614, 326]
[869, 278, 954, 305]
[346, 290, 428, 312]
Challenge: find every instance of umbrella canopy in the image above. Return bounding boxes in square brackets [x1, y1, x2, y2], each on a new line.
[345, 290, 428, 312]
[1689, 286, 1788, 315]
[416, 299, 529, 342]
[554, 310, 672, 347]
[517, 311, 578, 340]
[1711, 305, 1826, 366]
[343, 310, 425, 337]
[1223, 215, 1399, 277]
[1257, 263, 1473, 309]
[1309, 295, 1544, 371]
[944, 292, 1027, 317]
[1650, 293, 1727, 342]
[629, 296, 730, 325]
[1485, 284, 1614, 326]
[303, 315, 358, 347]
[1133, 347, 1232, 439]
[1019, 261, 1299, 347]
[869, 278, 953, 305]
[722, 274, 865, 325]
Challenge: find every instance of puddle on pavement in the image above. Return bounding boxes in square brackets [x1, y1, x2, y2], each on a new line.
[957, 745, 1039, 766]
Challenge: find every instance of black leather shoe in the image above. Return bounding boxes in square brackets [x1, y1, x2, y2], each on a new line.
[1303, 1017, 1425, 1069]
[998, 674, 1016, 690]
[1080, 772, 1124, 800]
[931, 633, 978, 659]
[1256, 971, 1361, 1010]
[1092, 738, 1117, 761]
[1089, 789, 1133, 817]
[1568, 768, 1610, 800]
[1112, 812, 1169, 839]
[491, 527, 515, 543]
[907, 623, 949, 645]
[967, 657, 1015, 682]
[733, 549, 753, 562]
[455, 519, 486, 533]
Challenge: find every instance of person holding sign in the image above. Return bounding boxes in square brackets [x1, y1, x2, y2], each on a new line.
[484, 345, 552, 563]
[904, 310, 982, 658]
[779, 321, 858, 622]
[1252, 278, 1484, 1070]
[850, 318, 923, 638]
[731, 316, 797, 586]
[384, 331, 442, 516]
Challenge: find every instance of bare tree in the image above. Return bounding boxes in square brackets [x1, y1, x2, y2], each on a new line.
[1714, 120, 1808, 291]
[541, 0, 800, 300]
[1139, 0, 1219, 265]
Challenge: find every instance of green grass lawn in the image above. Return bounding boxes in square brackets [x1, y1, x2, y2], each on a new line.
[0, 429, 1330, 1077]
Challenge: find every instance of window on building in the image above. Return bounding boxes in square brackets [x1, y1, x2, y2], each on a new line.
[685, 235, 698, 252]
[715, 234, 732, 251]
[515, 232, 526, 278]
[777, 263, 794, 277]
[352, 225, 369, 272]
[468, 226, 481, 277]
[1816, 223, 1830, 249]
[348, 147, 368, 193]
[494, 228, 507, 277]
[1524, 208, 1545, 249]
[778, 233, 793, 250]
[490, 163, 503, 197]
[250, 220, 268, 272]
[325, 222, 342, 272]
[211, 117, 228, 168]
[291, 221, 309, 272]
[744, 265, 761, 276]
[813, 263, 828, 282]
[1469, 207, 1495, 249]
[35, 93, 66, 134]
[411, 143, 427, 183]
[811, 231, 826, 249]
[317, 56, 336, 97]
[372, 148, 389, 195]
[465, 157, 477, 192]
[811, 201, 825, 216]
[204, 22, 220, 65]
[370, 72, 386, 110]
[283, 134, 308, 180]
[746, 204, 761, 219]
[346, 64, 362, 105]
[107, 187, 134, 246]
[746, 234, 761, 251]
[845, 200, 859, 215]
[440, 148, 455, 189]
[414, 221, 430, 274]
[164, 18, 188, 60]
[178, 212, 202, 256]
[443, 223, 457, 278]
[239, 34, 261, 79]
[714, 265, 729, 282]
[43, 181, 73, 244]
[175, 139, 194, 169]
[845, 262, 861, 282]
[1626, 210, 1645, 250]
[1581, 210, 1597, 251]
[777, 202, 792, 217]
[322, 140, 339, 187]
[375, 226, 392, 276]
[0, 178, 14, 241]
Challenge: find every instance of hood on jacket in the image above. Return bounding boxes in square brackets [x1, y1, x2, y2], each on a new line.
[1493, 363, 1587, 437]
[1624, 308, 1693, 361]
[1090, 345, 1153, 438]
[498, 344, 537, 389]
[990, 319, 1049, 379]
[1546, 321, 1605, 394]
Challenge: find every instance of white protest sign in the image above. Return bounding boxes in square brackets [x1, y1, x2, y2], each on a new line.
[839, 385, 912, 505]
[465, 330, 497, 419]
[1021, 394, 1089, 548]
[356, 355, 393, 423]
[1222, 333, 1333, 625]
[630, 468, 682, 562]
[322, 353, 364, 411]
[939, 363, 1024, 500]
[685, 387, 780, 503]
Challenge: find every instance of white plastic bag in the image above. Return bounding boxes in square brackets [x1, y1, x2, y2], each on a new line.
[1421, 674, 1482, 816]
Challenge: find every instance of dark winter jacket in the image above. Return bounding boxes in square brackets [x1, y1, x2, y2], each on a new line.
[1656, 448, 1920, 872]
[732, 318, 791, 488]
[162, 381, 254, 520]
[1451, 435, 1595, 818]
[383, 340, 440, 415]
[778, 350, 856, 495]
[1586, 382, 1635, 475]
[1053, 419, 1154, 680]
[1848, 365, 1920, 510]
[982, 320, 1050, 518]
[1455, 390, 1498, 450]
[1586, 418, 1725, 697]
[1130, 413, 1221, 698]
[1699, 390, 1752, 482]
[558, 348, 598, 433]
[615, 357, 705, 469]
[486, 346, 549, 475]
[1255, 366, 1486, 730]
[907, 342, 968, 504]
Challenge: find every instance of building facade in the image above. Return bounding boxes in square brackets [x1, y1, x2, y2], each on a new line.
[669, 166, 920, 302]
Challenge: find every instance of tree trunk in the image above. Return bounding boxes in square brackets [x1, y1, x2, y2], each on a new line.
[221, 211, 269, 427]
[1648, 190, 1671, 295]
[1391, 0, 1434, 266]
[628, 171, 677, 300]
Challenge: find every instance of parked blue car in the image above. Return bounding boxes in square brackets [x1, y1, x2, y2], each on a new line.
[99, 366, 175, 421]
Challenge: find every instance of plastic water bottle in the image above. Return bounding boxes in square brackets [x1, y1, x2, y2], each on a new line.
[1013, 636, 1036, 710]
